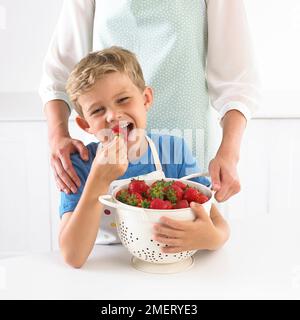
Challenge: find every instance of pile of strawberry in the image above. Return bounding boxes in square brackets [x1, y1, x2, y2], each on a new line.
[116, 179, 209, 209]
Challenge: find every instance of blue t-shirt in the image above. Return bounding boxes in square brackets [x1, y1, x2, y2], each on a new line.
[59, 134, 211, 217]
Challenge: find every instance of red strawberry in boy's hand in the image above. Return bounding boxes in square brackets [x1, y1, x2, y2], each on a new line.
[150, 198, 172, 210]
[112, 124, 128, 141]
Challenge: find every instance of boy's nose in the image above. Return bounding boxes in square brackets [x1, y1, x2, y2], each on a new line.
[106, 110, 122, 123]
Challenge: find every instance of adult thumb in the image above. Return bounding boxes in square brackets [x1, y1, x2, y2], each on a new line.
[190, 202, 209, 221]
[73, 140, 89, 161]
[209, 160, 221, 191]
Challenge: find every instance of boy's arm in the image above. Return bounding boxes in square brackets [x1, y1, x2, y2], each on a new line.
[206, 203, 230, 250]
[59, 168, 111, 268]
[59, 136, 128, 268]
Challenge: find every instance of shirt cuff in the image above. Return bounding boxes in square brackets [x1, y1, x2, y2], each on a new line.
[39, 91, 72, 112]
[218, 101, 252, 127]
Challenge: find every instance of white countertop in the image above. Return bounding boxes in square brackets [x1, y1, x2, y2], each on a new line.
[0, 215, 300, 300]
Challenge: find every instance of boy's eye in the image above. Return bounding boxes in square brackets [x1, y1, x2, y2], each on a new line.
[91, 107, 105, 115]
[118, 97, 129, 103]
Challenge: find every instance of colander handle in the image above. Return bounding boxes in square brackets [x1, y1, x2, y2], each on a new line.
[179, 171, 209, 181]
[98, 195, 119, 209]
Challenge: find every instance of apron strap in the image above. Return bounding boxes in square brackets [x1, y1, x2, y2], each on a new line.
[145, 135, 163, 171]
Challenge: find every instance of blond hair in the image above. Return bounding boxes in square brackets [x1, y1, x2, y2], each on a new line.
[66, 46, 146, 116]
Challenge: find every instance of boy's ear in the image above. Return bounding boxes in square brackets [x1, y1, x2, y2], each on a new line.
[143, 86, 153, 111]
[75, 116, 92, 134]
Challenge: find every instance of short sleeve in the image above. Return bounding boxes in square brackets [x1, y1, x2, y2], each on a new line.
[59, 154, 90, 218]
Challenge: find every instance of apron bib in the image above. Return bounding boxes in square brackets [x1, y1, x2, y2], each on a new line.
[95, 135, 165, 245]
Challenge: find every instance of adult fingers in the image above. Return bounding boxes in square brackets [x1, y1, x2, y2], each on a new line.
[59, 154, 81, 190]
[53, 158, 78, 193]
[72, 140, 89, 161]
[54, 172, 71, 194]
[50, 158, 70, 193]
[214, 170, 240, 202]
[219, 183, 240, 202]
[209, 160, 221, 191]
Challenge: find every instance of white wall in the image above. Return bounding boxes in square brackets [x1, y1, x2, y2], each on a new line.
[0, 0, 63, 92]
[245, 0, 300, 117]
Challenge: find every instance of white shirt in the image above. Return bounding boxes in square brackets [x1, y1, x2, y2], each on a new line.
[39, 0, 260, 169]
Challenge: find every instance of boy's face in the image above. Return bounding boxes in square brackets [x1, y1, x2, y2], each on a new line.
[76, 71, 153, 148]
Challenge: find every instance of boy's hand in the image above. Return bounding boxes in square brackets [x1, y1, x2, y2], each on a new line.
[152, 202, 229, 253]
[92, 135, 129, 183]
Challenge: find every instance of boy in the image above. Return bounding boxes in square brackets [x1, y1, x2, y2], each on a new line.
[60, 46, 229, 268]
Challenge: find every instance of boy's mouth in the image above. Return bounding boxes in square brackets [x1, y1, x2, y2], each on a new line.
[120, 121, 134, 131]
[111, 121, 135, 140]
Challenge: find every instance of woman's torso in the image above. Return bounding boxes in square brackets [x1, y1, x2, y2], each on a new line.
[92, 0, 217, 171]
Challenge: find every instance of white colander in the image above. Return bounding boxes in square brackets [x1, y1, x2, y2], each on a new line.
[99, 173, 213, 273]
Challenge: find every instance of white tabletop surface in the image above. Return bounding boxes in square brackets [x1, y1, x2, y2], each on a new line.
[0, 215, 300, 300]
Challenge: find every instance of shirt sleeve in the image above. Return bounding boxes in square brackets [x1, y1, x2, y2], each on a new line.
[177, 137, 211, 187]
[206, 0, 261, 125]
[38, 0, 95, 110]
[59, 155, 88, 218]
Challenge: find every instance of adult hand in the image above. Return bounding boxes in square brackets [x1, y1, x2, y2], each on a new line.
[50, 136, 89, 194]
[208, 152, 241, 202]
